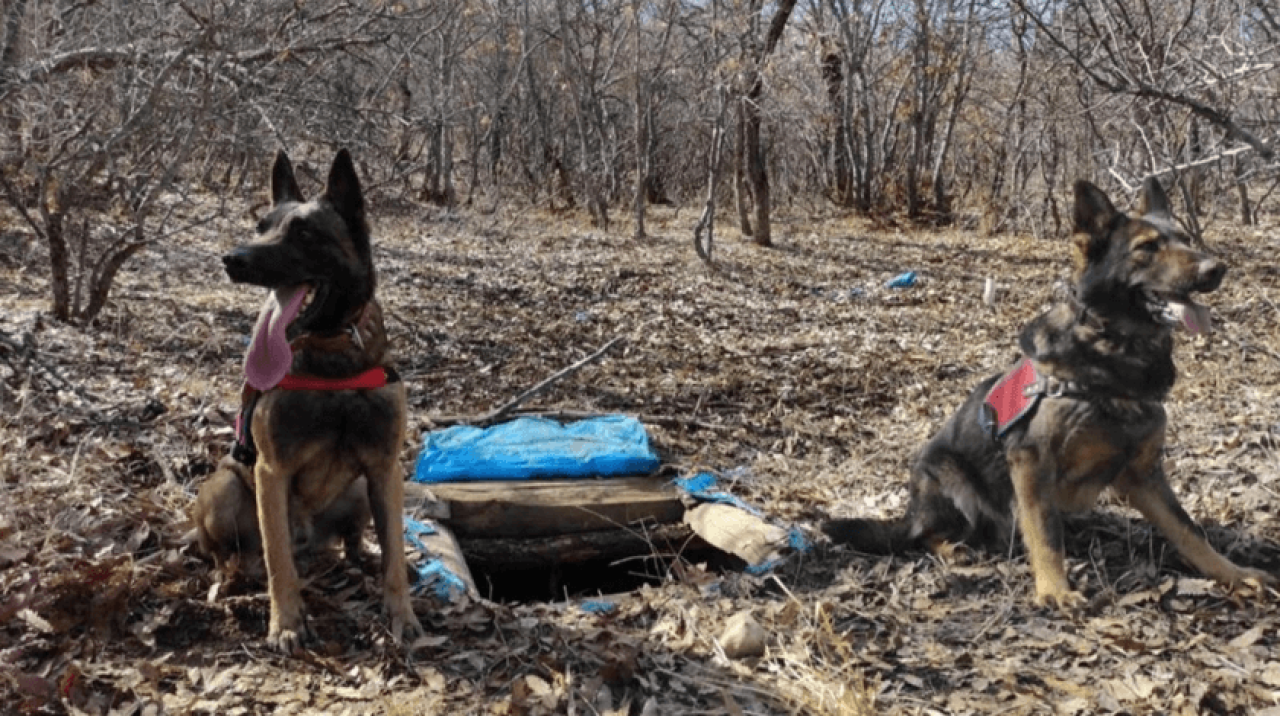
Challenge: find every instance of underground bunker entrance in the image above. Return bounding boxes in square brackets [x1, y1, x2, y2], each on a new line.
[456, 527, 743, 604]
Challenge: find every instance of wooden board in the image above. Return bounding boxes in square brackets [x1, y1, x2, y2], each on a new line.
[403, 476, 685, 539]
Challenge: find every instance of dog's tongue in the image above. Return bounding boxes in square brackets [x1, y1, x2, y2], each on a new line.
[244, 286, 307, 390]
[1167, 299, 1213, 335]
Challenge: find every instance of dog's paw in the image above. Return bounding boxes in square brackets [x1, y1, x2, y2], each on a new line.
[387, 600, 424, 647]
[1242, 567, 1276, 584]
[1229, 566, 1276, 591]
[1034, 587, 1087, 612]
[268, 627, 309, 656]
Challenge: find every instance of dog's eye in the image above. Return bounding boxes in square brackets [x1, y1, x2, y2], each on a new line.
[1135, 240, 1160, 254]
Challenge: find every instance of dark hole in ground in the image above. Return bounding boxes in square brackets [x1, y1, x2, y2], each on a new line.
[467, 546, 744, 603]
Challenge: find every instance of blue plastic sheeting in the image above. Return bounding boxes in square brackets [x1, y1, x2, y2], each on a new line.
[413, 416, 660, 483]
[404, 517, 469, 601]
[672, 472, 763, 516]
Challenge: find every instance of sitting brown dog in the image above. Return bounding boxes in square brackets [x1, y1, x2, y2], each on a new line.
[193, 149, 421, 654]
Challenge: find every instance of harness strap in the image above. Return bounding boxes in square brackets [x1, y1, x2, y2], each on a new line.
[981, 358, 1104, 439]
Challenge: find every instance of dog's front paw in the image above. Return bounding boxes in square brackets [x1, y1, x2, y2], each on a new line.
[1034, 586, 1087, 612]
[1232, 566, 1276, 588]
[386, 598, 424, 647]
[268, 626, 310, 656]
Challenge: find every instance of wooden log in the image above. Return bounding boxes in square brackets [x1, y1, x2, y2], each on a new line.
[403, 476, 685, 539]
[458, 522, 705, 571]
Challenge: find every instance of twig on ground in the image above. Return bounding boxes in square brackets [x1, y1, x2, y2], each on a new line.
[429, 336, 623, 427]
[0, 327, 103, 404]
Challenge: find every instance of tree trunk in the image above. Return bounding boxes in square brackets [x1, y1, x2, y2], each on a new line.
[743, 90, 771, 246]
[631, 0, 647, 240]
[821, 39, 852, 206]
[694, 87, 731, 264]
[734, 103, 752, 237]
[1234, 155, 1252, 226]
[0, 0, 28, 84]
[46, 210, 71, 323]
[739, 0, 797, 247]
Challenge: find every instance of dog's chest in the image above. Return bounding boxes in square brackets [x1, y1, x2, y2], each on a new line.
[1014, 397, 1165, 509]
[252, 385, 406, 464]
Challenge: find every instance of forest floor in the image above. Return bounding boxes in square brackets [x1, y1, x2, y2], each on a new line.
[2, 191, 1280, 715]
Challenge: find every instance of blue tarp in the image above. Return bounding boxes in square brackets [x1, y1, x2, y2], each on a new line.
[413, 415, 660, 483]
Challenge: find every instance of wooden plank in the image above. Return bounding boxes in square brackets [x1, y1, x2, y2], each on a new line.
[403, 476, 685, 539]
[683, 502, 788, 566]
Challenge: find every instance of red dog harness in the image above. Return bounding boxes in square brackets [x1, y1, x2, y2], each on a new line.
[982, 357, 1101, 438]
[981, 358, 1041, 438]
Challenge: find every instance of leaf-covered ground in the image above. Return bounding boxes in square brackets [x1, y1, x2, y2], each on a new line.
[2, 193, 1279, 715]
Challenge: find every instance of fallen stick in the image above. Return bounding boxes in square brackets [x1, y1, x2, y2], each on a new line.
[436, 336, 623, 428]
[424, 408, 733, 433]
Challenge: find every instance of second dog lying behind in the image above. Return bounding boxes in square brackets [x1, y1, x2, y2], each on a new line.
[824, 178, 1273, 609]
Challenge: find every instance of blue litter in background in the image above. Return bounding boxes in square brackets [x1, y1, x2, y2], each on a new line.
[580, 600, 617, 614]
[414, 416, 660, 483]
[886, 271, 917, 289]
[404, 517, 469, 601]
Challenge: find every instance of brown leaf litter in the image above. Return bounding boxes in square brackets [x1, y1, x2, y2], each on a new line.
[1, 198, 1279, 715]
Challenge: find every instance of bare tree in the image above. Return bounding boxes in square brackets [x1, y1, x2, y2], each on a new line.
[733, 0, 799, 247]
[1012, 0, 1279, 227]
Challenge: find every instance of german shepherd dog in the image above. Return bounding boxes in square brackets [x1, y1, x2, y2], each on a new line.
[824, 178, 1273, 609]
[193, 150, 421, 653]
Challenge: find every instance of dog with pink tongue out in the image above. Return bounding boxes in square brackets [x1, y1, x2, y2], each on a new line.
[193, 149, 421, 655]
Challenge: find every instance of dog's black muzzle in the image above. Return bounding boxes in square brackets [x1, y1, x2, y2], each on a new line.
[222, 246, 298, 286]
[1196, 258, 1227, 293]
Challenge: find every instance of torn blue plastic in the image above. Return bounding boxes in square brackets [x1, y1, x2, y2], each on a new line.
[414, 416, 660, 483]
[744, 528, 812, 575]
[404, 517, 468, 601]
[580, 600, 617, 614]
[672, 472, 763, 517]
[675, 472, 811, 573]
[886, 271, 917, 288]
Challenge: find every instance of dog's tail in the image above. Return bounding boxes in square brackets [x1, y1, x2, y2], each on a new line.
[821, 516, 918, 555]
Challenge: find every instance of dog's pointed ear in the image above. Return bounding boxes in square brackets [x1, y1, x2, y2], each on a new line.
[1071, 180, 1120, 274]
[271, 151, 304, 205]
[1136, 176, 1173, 220]
[1072, 180, 1119, 237]
[324, 149, 365, 225]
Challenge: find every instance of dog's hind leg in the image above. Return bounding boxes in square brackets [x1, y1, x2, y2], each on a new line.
[1114, 463, 1274, 587]
[1008, 448, 1085, 610]
[255, 460, 311, 654]
[366, 457, 423, 647]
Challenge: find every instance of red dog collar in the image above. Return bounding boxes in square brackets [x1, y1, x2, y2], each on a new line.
[275, 366, 389, 391]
